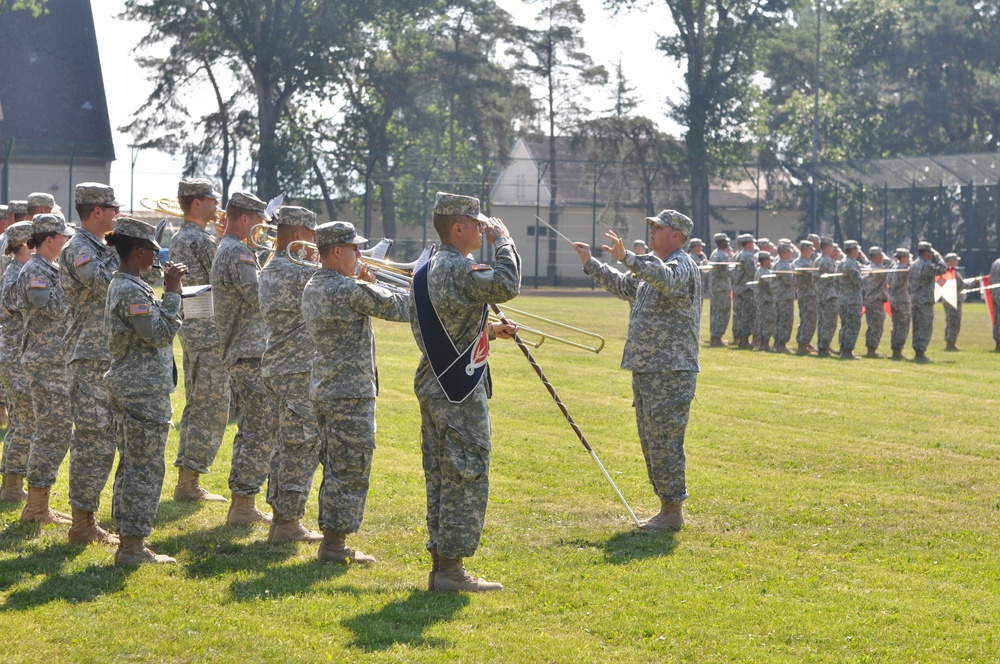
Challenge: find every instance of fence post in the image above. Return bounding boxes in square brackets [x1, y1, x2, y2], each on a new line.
[1, 139, 12, 204]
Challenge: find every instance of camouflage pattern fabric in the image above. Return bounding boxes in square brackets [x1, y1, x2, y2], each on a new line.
[410, 239, 520, 559]
[772, 258, 795, 345]
[259, 252, 316, 379]
[0, 258, 30, 476]
[911, 303, 934, 352]
[863, 260, 890, 350]
[61, 228, 117, 362]
[837, 255, 863, 352]
[793, 254, 818, 345]
[315, 398, 377, 534]
[225, 358, 277, 496]
[730, 248, 757, 339]
[991, 259, 1000, 345]
[755, 265, 775, 343]
[632, 371, 696, 503]
[171, 221, 221, 350]
[908, 256, 946, 352]
[889, 266, 912, 351]
[943, 274, 976, 343]
[105, 272, 181, 537]
[264, 374, 319, 521]
[815, 254, 839, 351]
[211, 233, 267, 367]
[707, 248, 732, 338]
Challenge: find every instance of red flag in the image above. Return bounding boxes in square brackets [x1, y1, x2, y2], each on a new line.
[985, 275, 995, 326]
[884, 300, 892, 317]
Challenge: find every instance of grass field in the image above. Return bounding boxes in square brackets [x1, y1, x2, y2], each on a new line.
[1, 295, 999, 662]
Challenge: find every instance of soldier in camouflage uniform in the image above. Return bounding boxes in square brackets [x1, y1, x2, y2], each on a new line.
[862, 246, 890, 358]
[105, 216, 187, 565]
[687, 237, 709, 296]
[815, 237, 839, 357]
[731, 234, 757, 348]
[412, 192, 520, 592]
[1, 201, 29, 279]
[908, 241, 947, 362]
[793, 240, 817, 354]
[301, 222, 411, 564]
[16, 214, 74, 524]
[58, 183, 126, 544]
[888, 248, 912, 359]
[941, 253, 978, 351]
[170, 178, 230, 502]
[26, 192, 54, 217]
[707, 232, 732, 346]
[210, 191, 276, 524]
[0, 222, 35, 501]
[574, 209, 700, 533]
[259, 206, 324, 542]
[772, 241, 796, 353]
[754, 251, 775, 350]
[991, 257, 1000, 352]
[837, 240, 864, 359]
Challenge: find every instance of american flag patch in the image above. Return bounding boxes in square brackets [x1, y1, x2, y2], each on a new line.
[238, 253, 255, 264]
[129, 304, 150, 316]
[75, 253, 92, 267]
[28, 279, 48, 289]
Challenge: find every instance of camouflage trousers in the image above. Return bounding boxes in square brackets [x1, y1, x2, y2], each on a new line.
[109, 389, 172, 538]
[993, 293, 1000, 344]
[890, 302, 911, 350]
[838, 303, 862, 352]
[864, 302, 887, 350]
[265, 374, 321, 521]
[314, 398, 377, 534]
[943, 302, 961, 343]
[756, 300, 776, 342]
[25, 363, 72, 488]
[709, 291, 731, 339]
[68, 359, 116, 512]
[911, 302, 935, 352]
[796, 297, 818, 345]
[175, 343, 230, 475]
[420, 383, 491, 560]
[774, 300, 794, 345]
[226, 358, 278, 496]
[732, 290, 757, 340]
[632, 371, 696, 503]
[0, 363, 32, 476]
[817, 299, 839, 351]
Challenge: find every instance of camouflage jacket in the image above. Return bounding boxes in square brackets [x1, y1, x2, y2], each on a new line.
[732, 249, 757, 293]
[754, 265, 773, 304]
[708, 248, 732, 293]
[171, 220, 221, 350]
[259, 252, 317, 378]
[908, 256, 947, 304]
[772, 258, 796, 301]
[60, 227, 117, 362]
[104, 272, 182, 395]
[584, 248, 701, 373]
[0, 258, 26, 365]
[838, 255, 863, 306]
[410, 239, 521, 402]
[302, 268, 410, 401]
[211, 233, 266, 366]
[16, 254, 69, 365]
[792, 254, 816, 299]
[862, 261, 891, 306]
[888, 264, 911, 305]
[815, 254, 838, 301]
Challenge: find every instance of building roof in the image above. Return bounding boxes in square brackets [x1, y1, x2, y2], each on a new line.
[0, 0, 114, 162]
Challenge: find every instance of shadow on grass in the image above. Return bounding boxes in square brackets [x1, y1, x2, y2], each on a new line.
[566, 528, 678, 564]
[154, 499, 206, 526]
[0, 541, 134, 611]
[342, 589, 470, 651]
[0, 500, 24, 515]
[0, 519, 40, 550]
[228, 558, 351, 603]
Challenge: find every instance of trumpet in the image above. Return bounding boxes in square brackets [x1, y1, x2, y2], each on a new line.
[141, 197, 184, 218]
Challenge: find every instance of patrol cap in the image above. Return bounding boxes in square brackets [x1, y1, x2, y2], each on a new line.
[5, 220, 33, 246]
[32, 213, 74, 237]
[0, 204, 6, 217]
[869, 245, 883, 256]
[917, 241, 933, 253]
[777, 240, 793, 251]
[820, 236, 833, 247]
[75, 182, 122, 207]
[315, 221, 367, 248]
[713, 232, 730, 243]
[799, 239, 814, 250]
[226, 191, 271, 221]
[177, 177, 222, 200]
[894, 247, 911, 258]
[758, 237, 771, 246]
[274, 205, 317, 230]
[737, 233, 755, 244]
[27, 192, 55, 209]
[8, 201, 27, 216]
[807, 233, 821, 243]
[112, 215, 160, 250]
[646, 209, 693, 237]
[843, 240, 859, 251]
[944, 252, 960, 262]
[633, 239, 647, 248]
[433, 192, 488, 222]
[688, 237, 704, 248]
[756, 250, 771, 262]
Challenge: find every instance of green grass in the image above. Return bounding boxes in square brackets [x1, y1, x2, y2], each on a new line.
[1, 296, 999, 662]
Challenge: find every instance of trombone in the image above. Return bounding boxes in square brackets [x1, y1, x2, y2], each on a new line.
[142, 196, 226, 239]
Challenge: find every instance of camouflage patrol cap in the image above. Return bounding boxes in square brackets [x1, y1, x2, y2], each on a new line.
[758, 237, 771, 247]
[647, 210, 693, 237]
[0, 204, 6, 216]
[226, 191, 271, 221]
[688, 237, 704, 248]
[843, 240, 859, 251]
[807, 233, 821, 243]
[177, 177, 222, 200]
[869, 245, 883, 255]
[713, 232, 729, 243]
[737, 233, 755, 244]
[799, 240, 813, 250]
[820, 236, 833, 247]
[633, 239, 647, 248]
[894, 247, 911, 258]
[433, 192, 488, 222]
[944, 252, 960, 262]
[7, 201, 27, 216]
[756, 250, 771, 262]
[5, 220, 33, 247]
[32, 213, 73, 237]
[274, 205, 317, 230]
[27, 192, 55, 209]
[75, 182, 122, 207]
[917, 241, 933, 253]
[315, 221, 367, 248]
[113, 215, 160, 250]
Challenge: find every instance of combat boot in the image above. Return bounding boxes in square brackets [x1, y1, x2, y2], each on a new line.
[68, 508, 120, 545]
[268, 518, 323, 542]
[709, 337, 727, 347]
[640, 500, 684, 532]
[796, 342, 811, 355]
[427, 546, 441, 590]
[737, 338, 752, 350]
[839, 348, 856, 360]
[865, 347, 882, 359]
[227, 494, 271, 525]
[114, 537, 176, 565]
[318, 530, 376, 564]
[891, 348, 904, 360]
[758, 339, 771, 351]
[945, 341, 959, 351]
[173, 468, 227, 502]
[817, 347, 832, 357]
[0, 473, 27, 502]
[775, 343, 791, 354]
[20, 486, 72, 525]
[432, 557, 503, 592]
[914, 350, 930, 363]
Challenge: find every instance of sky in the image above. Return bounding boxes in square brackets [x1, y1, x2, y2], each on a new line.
[90, 0, 684, 207]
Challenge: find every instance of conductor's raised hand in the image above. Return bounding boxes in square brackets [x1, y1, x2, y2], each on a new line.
[483, 217, 511, 244]
[163, 262, 189, 293]
[572, 241, 592, 265]
[603, 230, 627, 262]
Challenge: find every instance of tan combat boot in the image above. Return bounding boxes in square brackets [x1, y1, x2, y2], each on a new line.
[227, 494, 272, 525]
[865, 347, 882, 358]
[427, 546, 441, 590]
[20, 486, 72, 525]
[268, 518, 323, 542]
[173, 468, 227, 502]
[796, 342, 811, 355]
[709, 337, 727, 347]
[68, 508, 120, 545]
[839, 348, 855, 360]
[114, 536, 176, 565]
[945, 341, 959, 351]
[432, 557, 503, 592]
[891, 348, 904, 360]
[914, 350, 930, 363]
[640, 500, 684, 532]
[817, 347, 832, 357]
[318, 530, 375, 564]
[0, 473, 27, 502]
[775, 343, 791, 354]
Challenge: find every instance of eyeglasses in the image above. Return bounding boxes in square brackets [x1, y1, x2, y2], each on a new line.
[99, 205, 121, 213]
